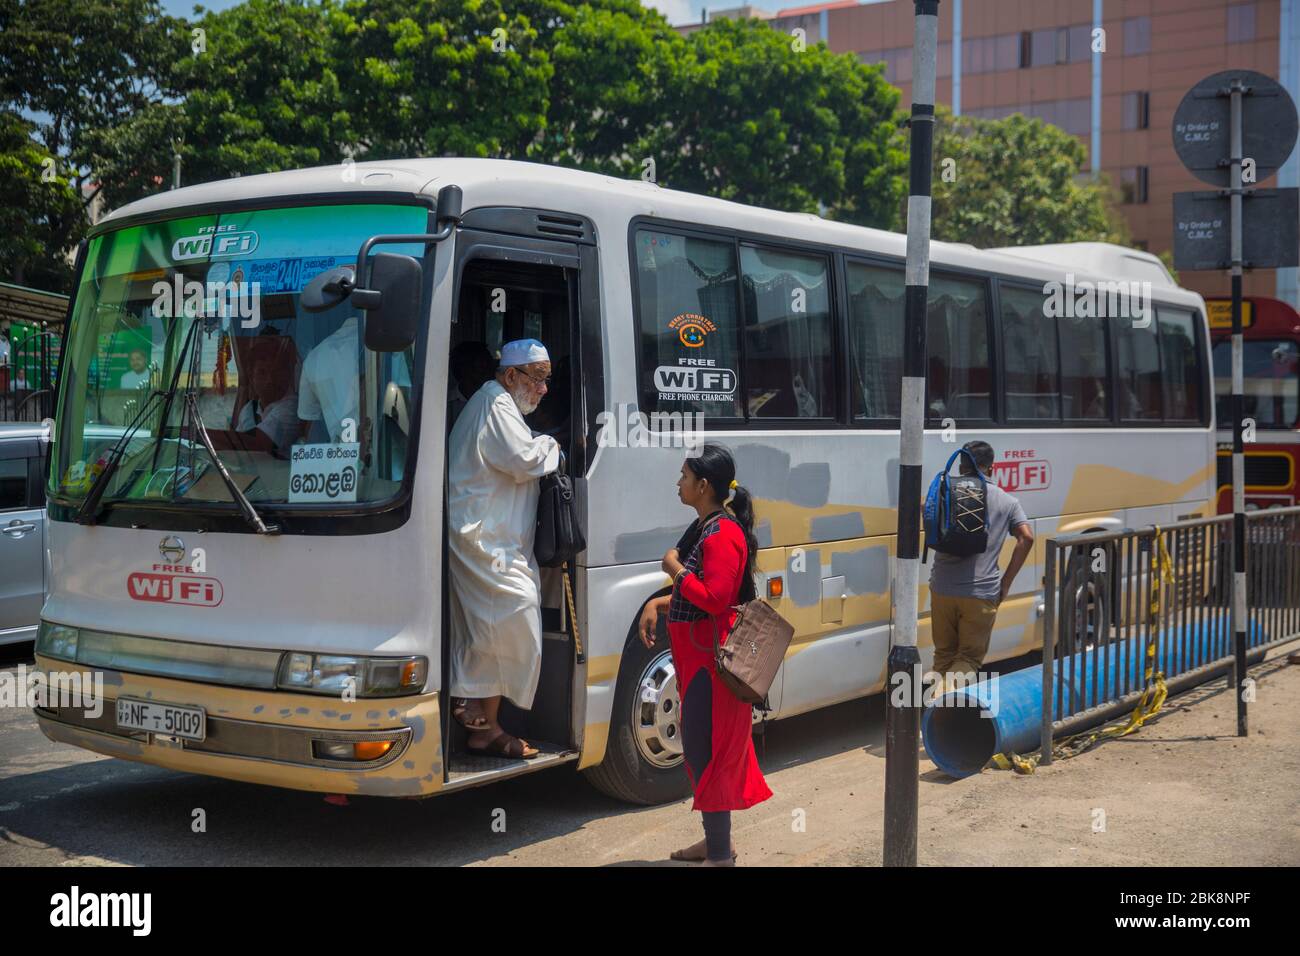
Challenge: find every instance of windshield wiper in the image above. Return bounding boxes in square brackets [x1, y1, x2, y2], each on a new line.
[75, 386, 168, 525]
[182, 391, 279, 535]
[77, 306, 203, 524]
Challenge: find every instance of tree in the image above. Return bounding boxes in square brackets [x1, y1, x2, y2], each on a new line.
[540, 0, 684, 172]
[0, 110, 84, 290]
[0, 0, 188, 212]
[632, 17, 907, 228]
[167, 0, 356, 187]
[928, 108, 1128, 247]
[330, 0, 555, 160]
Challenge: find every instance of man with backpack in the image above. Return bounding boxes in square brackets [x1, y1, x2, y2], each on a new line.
[927, 440, 1034, 682]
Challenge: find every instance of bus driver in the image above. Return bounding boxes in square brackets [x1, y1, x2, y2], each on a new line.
[446, 339, 561, 760]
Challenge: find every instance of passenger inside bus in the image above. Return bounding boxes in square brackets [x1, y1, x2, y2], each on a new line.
[448, 340, 495, 430]
[208, 336, 300, 457]
[451, 260, 573, 458]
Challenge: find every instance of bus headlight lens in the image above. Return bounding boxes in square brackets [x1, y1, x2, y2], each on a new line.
[36, 622, 80, 661]
[276, 654, 426, 697]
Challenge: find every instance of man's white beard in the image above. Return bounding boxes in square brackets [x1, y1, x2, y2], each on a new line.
[508, 382, 540, 415]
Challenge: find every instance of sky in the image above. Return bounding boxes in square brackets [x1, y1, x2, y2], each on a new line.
[161, 0, 755, 29]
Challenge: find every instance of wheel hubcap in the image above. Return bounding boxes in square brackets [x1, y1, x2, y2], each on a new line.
[632, 649, 683, 769]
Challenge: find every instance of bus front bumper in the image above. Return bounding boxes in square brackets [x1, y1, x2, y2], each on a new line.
[32, 654, 444, 798]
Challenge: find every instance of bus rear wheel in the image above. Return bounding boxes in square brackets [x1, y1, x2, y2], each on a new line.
[583, 623, 693, 806]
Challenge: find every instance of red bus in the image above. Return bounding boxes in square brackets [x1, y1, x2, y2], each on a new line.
[1210, 296, 1300, 512]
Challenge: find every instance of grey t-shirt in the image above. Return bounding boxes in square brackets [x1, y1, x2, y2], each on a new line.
[929, 481, 1029, 601]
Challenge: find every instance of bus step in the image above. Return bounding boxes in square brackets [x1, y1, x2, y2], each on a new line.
[446, 741, 578, 791]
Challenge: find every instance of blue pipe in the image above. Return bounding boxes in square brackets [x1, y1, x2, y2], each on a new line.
[921, 620, 1271, 778]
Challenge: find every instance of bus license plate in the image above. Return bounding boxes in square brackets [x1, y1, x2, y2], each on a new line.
[116, 697, 206, 742]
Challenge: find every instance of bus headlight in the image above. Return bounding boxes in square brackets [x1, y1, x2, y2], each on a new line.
[36, 622, 80, 662]
[276, 653, 426, 697]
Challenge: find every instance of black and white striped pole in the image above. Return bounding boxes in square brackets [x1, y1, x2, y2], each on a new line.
[885, 0, 939, 869]
[1228, 77, 1248, 737]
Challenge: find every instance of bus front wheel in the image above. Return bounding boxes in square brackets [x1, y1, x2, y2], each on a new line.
[583, 617, 693, 806]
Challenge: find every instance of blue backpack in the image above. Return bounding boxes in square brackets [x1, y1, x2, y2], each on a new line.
[923, 448, 990, 560]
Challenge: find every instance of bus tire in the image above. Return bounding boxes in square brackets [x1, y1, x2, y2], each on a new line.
[583, 613, 693, 806]
[1061, 538, 1111, 651]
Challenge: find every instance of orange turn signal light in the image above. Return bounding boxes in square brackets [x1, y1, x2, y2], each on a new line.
[354, 741, 395, 761]
[768, 576, 784, 599]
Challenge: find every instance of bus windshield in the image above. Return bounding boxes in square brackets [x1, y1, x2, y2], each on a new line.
[1213, 339, 1300, 429]
[50, 202, 430, 511]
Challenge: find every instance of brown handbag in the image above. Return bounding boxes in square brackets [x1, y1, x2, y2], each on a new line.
[707, 598, 794, 706]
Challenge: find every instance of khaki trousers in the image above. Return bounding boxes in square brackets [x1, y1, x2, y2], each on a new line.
[930, 592, 998, 676]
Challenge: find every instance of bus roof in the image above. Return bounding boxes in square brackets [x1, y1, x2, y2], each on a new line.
[95, 157, 1204, 309]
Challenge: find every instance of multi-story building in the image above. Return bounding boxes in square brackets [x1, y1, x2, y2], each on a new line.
[678, 0, 1300, 307]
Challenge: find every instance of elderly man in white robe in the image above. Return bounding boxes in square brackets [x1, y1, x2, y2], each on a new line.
[447, 338, 560, 760]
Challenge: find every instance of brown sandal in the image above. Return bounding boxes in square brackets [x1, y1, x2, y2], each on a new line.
[466, 730, 539, 760]
[669, 842, 738, 862]
[451, 697, 490, 731]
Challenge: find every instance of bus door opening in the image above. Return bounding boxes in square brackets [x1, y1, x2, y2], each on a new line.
[443, 256, 580, 770]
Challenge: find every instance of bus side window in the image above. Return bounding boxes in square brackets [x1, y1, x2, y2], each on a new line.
[1116, 317, 1162, 420]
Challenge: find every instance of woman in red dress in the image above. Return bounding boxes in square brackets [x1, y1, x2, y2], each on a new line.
[639, 443, 772, 865]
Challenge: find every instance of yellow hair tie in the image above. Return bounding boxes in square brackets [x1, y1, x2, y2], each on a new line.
[729, 479, 738, 490]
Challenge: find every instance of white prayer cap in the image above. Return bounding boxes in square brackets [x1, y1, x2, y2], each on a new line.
[499, 338, 550, 367]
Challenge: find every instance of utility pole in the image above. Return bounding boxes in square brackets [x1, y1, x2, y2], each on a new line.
[885, 0, 939, 869]
[1228, 77, 1248, 736]
[1172, 70, 1298, 737]
[172, 138, 182, 190]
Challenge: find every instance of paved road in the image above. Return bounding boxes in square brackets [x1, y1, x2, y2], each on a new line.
[4, 641, 1296, 867]
[0, 640, 900, 866]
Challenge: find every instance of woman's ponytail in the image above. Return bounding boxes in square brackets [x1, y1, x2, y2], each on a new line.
[728, 483, 758, 603]
[689, 443, 759, 604]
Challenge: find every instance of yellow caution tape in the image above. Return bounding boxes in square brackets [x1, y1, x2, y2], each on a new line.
[989, 626, 1169, 774]
[1148, 526, 1176, 625]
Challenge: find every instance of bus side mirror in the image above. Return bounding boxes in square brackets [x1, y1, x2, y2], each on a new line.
[358, 252, 422, 352]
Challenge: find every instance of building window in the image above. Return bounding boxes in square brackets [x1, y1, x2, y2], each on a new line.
[1031, 28, 1056, 66]
[862, 47, 913, 85]
[995, 33, 1020, 71]
[1068, 24, 1093, 62]
[1023, 98, 1090, 136]
[1122, 16, 1151, 55]
[1123, 91, 1150, 130]
[1120, 167, 1149, 205]
[1029, 25, 1092, 66]
[1228, 3, 1256, 43]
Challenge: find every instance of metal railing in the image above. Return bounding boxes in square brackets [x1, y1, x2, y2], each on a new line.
[1, 328, 59, 423]
[1039, 506, 1300, 764]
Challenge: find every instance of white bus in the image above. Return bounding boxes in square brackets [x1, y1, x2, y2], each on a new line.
[35, 159, 1214, 804]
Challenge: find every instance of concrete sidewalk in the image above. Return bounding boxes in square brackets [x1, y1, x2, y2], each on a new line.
[488, 650, 1300, 866]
